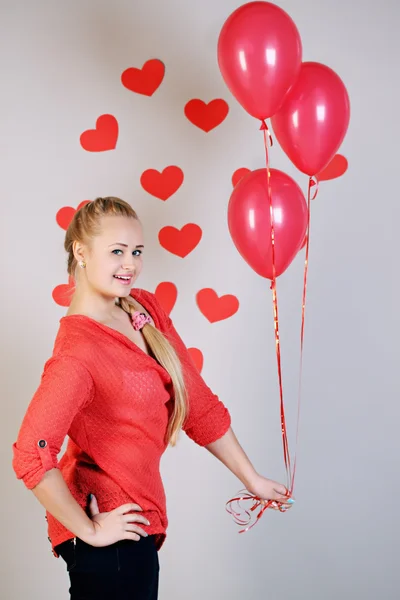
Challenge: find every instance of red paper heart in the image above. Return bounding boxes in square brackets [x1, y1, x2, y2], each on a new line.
[154, 282, 177, 316]
[184, 99, 229, 132]
[232, 168, 251, 188]
[316, 154, 348, 182]
[80, 114, 118, 152]
[159, 224, 202, 258]
[188, 348, 203, 373]
[141, 166, 184, 201]
[52, 276, 75, 307]
[121, 59, 165, 96]
[196, 288, 239, 323]
[56, 201, 91, 230]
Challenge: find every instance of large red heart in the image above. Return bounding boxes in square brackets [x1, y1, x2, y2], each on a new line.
[141, 166, 184, 200]
[232, 168, 251, 188]
[80, 114, 118, 152]
[184, 99, 229, 132]
[56, 201, 91, 230]
[196, 288, 239, 323]
[188, 348, 203, 373]
[316, 154, 348, 182]
[158, 224, 202, 258]
[154, 282, 177, 315]
[52, 276, 75, 307]
[121, 59, 165, 96]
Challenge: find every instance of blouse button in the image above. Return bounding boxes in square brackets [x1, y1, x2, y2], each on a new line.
[38, 440, 47, 449]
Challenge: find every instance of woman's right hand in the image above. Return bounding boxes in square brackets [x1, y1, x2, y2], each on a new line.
[83, 494, 150, 547]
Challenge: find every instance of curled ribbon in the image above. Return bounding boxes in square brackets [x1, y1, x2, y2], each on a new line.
[226, 490, 290, 534]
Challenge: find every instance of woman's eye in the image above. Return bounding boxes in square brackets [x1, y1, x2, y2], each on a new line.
[112, 249, 123, 255]
[132, 249, 142, 257]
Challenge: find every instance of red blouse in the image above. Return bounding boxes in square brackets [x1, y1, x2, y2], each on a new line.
[12, 289, 231, 555]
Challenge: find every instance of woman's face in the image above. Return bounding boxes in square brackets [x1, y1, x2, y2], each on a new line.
[79, 215, 144, 298]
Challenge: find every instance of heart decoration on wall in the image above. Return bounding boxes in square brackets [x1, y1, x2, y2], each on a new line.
[316, 154, 348, 182]
[154, 282, 178, 315]
[232, 168, 251, 188]
[80, 115, 119, 152]
[159, 224, 202, 257]
[231, 154, 348, 190]
[196, 288, 239, 323]
[141, 166, 184, 200]
[184, 99, 229, 132]
[188, 347, 204, 373]
[56, 201, 91, 230]
[53, 276, 75, 307]
[121, 59, 165, 96]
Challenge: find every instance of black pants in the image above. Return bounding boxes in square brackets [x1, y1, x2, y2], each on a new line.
[56, 536, 159, 599]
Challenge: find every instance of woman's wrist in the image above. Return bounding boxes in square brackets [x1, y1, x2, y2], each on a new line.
[76, 519, 96, 543]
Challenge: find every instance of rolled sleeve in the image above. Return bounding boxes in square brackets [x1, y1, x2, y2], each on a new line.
[12, 356, 95, 489]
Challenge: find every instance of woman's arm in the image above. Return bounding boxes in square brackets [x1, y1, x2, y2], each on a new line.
[13, 356, 148, 546]
[205, 427, 258, 489]
[32, 468, 96, 542]
[206, 427, 294, 506]
[144, 290, 293, 506]
[12, 356, 95, 489]
[32, 469, 148, 545]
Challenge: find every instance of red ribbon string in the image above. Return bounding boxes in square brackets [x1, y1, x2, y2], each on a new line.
[226, 122, 314, 533]
[290, 175, 315, 492]
[260, 122, 292, 493]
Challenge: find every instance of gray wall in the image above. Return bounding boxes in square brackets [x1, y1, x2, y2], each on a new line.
[2, 0, 399, 598]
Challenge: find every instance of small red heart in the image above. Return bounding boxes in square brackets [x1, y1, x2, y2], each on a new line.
[80, 114, 118, 152]
[316, 154, 348, 182]
[141, 166, 184, 201]
[52, 276, 75, 307]
[196, 288, 239, 323]
[184, 99, 229, 132]
[188, 348, 204, 373]
[154, 282, 177, 316]
[232, 168, 251, 188]
[56, 200, 91, 230]
[121, 59, 165, 96]
[159, 224, 202, 258]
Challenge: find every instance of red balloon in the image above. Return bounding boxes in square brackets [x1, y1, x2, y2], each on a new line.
[271, 62, 350, 175]
[217, 2, 302, 120]
[228, 168, 307, 279]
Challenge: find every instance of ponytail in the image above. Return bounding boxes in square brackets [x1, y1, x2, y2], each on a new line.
[119, 295, 187, 446]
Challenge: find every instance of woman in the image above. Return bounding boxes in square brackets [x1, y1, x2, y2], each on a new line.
[12, 197, 293, 599]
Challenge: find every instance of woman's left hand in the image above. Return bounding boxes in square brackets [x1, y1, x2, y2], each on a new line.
[246, 474, 294, 510]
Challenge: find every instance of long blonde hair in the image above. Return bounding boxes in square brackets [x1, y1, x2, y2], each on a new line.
[64, 196, 187, 446]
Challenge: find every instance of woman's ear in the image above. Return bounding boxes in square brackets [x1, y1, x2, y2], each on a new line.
[73, 241, 86, 263]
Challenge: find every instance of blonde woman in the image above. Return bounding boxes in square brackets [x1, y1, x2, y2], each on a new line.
[12, 197, 293, 600]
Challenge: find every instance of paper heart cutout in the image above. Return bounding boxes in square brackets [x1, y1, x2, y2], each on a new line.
[232, 168, 251, 188]
[121, 59, 165, 96]
[56, 201, 91, 230]
[316, 154, 348, 182]
[188, 348, 203, 373]
[154, 282, 177, 316]
[141, 166, 184, 200]
[80, 114, 118, 152]
[159, 224, 202, 258]
[52, 276, 75, 307]
[196, 288, 239, 323]
[184, 99, 229, 132]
